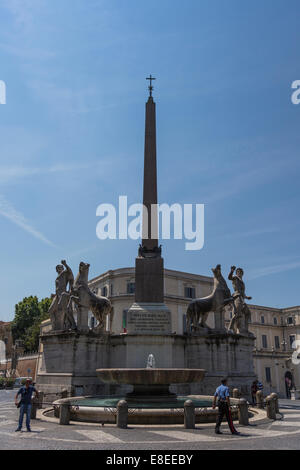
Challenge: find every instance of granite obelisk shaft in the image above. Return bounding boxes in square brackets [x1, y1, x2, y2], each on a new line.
[135, 94, 164, 304]
[142, 96, 158, 250]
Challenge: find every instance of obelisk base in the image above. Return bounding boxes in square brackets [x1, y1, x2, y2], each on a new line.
[135, 257, 164, 303]
[126, 303, 172, 335]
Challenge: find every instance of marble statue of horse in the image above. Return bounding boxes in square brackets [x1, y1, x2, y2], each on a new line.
[69, 261, 113, 332]
[186, 264, 232, 332]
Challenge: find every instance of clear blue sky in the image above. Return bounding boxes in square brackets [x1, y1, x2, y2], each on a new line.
[0, 0, 300, 321]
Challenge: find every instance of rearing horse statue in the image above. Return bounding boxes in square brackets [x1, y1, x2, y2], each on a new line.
[186, 264, 232, 332]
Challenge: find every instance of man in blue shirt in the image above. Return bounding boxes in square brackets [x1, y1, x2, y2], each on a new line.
[212, 378, 239, 435]
[15, 378, 38, 432]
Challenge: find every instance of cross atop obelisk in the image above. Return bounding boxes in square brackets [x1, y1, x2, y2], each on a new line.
[146, 74, 156, 97]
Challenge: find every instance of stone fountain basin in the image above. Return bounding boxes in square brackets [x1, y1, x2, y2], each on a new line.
[96, 368, 205, 385]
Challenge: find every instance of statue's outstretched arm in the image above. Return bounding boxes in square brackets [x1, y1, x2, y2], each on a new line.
[61, 259, 74, 289]
[228, 265, 236, 280]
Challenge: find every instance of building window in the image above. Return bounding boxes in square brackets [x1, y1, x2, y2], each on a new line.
[288, 317, 294, 325]
[265, 367, 271, 383]
[262, 335, 268, 348]
[274, 336, 280, 349]
[127, 282, 135, 294]
[184, 287, 196, 299]
[261, 316, 265, 324]
[110, 284, 113, 296]
[101, 286, 108, 297]
[273, 317, 277, 325]
[90, 316, 95, 329]
[289, 335, 296, 348]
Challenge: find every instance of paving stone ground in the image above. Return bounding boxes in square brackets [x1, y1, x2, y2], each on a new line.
[1, 390, 300, 450]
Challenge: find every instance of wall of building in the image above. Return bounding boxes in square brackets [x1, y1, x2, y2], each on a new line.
[0, 322, 13, 359]
[0, 354, 38, 379]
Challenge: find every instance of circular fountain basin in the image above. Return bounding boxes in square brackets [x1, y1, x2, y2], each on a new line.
[96, 368, 205, 385]
[96, 368, 205, 401]
[52, 394, 240, 425]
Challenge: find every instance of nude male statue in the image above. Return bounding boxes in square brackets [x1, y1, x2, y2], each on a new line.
[228, 266, 252, 335]
[48, 260, 76, 330]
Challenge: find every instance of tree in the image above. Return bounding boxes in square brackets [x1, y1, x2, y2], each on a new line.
[11, 296, 51, 353]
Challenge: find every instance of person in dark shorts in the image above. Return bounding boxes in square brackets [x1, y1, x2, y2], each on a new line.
[15, 378, 38, 432]
[212, 378, 240, 435]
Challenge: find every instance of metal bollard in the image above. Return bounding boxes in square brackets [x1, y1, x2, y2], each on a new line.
[270, 393, 279, 414]
[116, 400, 128, 429]
[233, 388, 240, 399]
[256, 390, 264, 409]
[238, 398, 249, 425]
[184, 400, 195, 429]
[266, 395, 276, 420]
[59, 402, 70, 425]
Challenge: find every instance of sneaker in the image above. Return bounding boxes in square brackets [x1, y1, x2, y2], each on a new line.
[15, 428, 21, 432]
[215, 429, 222, 434]
[27, 428, 31, 432]
[231, 430, 240, 435]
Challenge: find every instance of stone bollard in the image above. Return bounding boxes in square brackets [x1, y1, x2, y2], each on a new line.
[116, 400, 128, 429]
[59, 402, 70, 425]
[54, 405, 60, 418]
[238, 398, 249, 425]
[184, 400, 195, 429]
[256, 390, 264, 409]
[37, 391, 44, 409]
[233, 388, 240, 399]
[30, 397, 38, 419]
[61, 388, 68, 399]
[266, 395, 276, 420]
[270, 393, 279, 414]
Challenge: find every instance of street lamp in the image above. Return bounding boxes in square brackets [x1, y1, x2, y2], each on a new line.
[3, 338, 8, 378]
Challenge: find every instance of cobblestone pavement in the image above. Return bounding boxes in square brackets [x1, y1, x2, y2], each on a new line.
[1, 390, 300, 450]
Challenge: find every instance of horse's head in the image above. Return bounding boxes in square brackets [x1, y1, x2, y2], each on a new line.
[211, 264, 222, 281]
[77, 261, 90, 284]
[211, 264, 231, 299]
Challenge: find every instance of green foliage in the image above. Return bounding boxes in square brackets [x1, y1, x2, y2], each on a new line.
[0, 377, 14, 388]
[11, 296, 51, 353]
[5, 378, 14, 388]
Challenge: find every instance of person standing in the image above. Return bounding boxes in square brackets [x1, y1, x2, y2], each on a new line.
[15, 378, 38, 432]
[257, 380, 263, 392]
[251, 380, 258, 405]
[212, 378, 240, 435]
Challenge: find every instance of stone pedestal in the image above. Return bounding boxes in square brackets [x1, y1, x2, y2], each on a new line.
[36, 331, 110, 400]
[109, 334, 185, 369]
[135, 257, 164, 303]
[185, 332, 256, 398]
[37, 328, 256, 401]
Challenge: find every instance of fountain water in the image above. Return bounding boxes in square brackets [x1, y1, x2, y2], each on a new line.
[146, 354, 156, 368]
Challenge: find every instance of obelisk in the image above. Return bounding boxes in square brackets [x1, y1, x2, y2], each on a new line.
[126, 76, 171, 334]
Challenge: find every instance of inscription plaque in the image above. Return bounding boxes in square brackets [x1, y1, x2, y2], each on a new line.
[127, 304, 171, 334]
